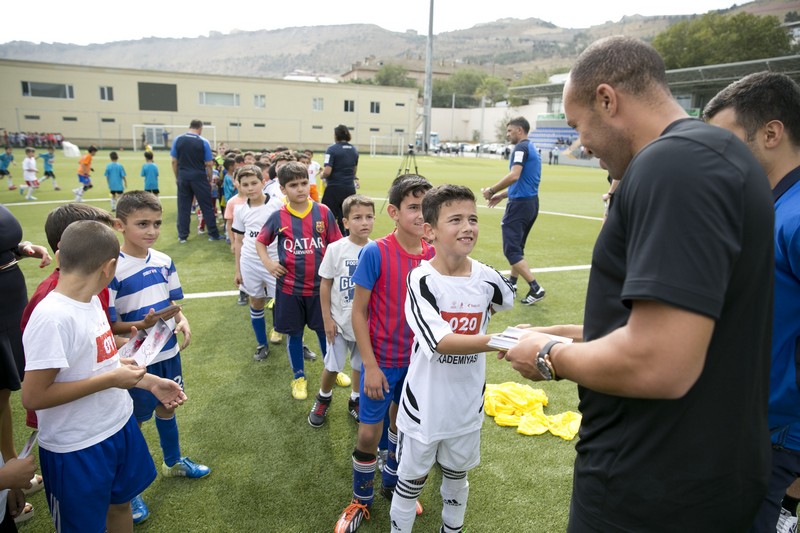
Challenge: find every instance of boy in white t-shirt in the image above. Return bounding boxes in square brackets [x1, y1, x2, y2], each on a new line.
[308, 194, 375, 427]
[20, 148, 39, 201]
[232, 165, 283, 361]
[21, 220, 186, 532]
[390, 184, 515, 533]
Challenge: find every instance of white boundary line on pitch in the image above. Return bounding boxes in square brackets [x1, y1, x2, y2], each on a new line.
[182, 264, 592, 300]
[4, 195, 604, 222]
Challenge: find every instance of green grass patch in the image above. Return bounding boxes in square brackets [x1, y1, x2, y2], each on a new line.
[5, 150, 607, 532]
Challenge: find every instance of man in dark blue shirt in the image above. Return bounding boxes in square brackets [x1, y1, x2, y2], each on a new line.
[171, 120, 222, 242]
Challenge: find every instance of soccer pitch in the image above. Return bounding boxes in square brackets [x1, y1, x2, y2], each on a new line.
[5, 149, 607, 532]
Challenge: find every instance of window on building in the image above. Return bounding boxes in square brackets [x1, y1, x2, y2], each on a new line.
[344, 100, 355, 112]
[312, 97, 324, 112]
[63, 117, 78, 122]
[370, 128, 380, 132]
[370, 101, 381, 114]
[229, 122, 241, 127]
[24, 115, 40, 120]
[312, 125, 323, 129]
[100, 86, 114, 101]
[254, 94, 266, 108]
[101, 118, 115, 123]
[200, 92, 240, 107]
[138, 83, 178, 112]
[22, 81, 74, 99]
[254, 123, 266, 128]
[394, 128, 405, 133]
[395, 102, 406, 107]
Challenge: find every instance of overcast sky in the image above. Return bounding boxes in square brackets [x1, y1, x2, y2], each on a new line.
[1, 0, 746, 46]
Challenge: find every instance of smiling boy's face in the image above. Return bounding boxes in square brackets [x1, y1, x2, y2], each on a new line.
[424, 199, 478, 257]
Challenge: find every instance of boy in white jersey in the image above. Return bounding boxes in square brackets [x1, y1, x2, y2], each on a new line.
[21, 220, 186, 532]
[391, 184, 515, 533]
[107, 191, 211, 524]
[232, 165, 283, 361]
[308, 194, 376, 427]
[20, 147, 39, 200]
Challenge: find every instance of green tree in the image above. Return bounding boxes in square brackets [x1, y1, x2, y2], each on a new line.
[373, 64, 417, 88]
[786, 11, 800, 23]
[653, 12, 792, 69]
[432, 69, 488, 108]
[476, 76, 508, 106]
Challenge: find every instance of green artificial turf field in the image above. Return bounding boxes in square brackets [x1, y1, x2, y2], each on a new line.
[4, 148, 607, 532]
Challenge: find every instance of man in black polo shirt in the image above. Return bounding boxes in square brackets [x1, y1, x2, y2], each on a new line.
[171, 119, 222, 242]
[502, 36, 774, 531]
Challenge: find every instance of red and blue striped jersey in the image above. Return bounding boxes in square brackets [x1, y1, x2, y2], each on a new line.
[352, 232, 435, 368]
[256, 201, 341, 296]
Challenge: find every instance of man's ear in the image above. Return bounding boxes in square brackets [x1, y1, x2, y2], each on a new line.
[762, 120, 785, 150]
[596, 84, 618, 116]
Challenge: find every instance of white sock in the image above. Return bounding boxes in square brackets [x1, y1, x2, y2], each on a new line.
[350, 391, 359, 401]
[440, 468, 469, 533]
[318, 389, 332, 399]
[389, 477, 426, 532]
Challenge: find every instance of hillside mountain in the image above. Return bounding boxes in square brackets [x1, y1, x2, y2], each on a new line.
[0, 0, 794, 80]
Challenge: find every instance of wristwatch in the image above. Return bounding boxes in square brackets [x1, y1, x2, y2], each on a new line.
[536, 340, 563, 381]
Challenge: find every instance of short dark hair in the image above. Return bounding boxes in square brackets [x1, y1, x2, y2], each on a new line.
[334, 124, 351, 143]
[45, 203, 115, 252]
[272, 151, 297, 164]
[116, 191, 162, 222]
[236, 164, 264, 182]
[507, 117, 530, 133]
[58, 220, 119, 275]
[342, 194, 375, 219]
[703, 72, 800, 146]
[388, 174, 432, 208]
[190, 119, 203, 129]
[223, 157, 236, 171]
[144, 151, 154, 161]
[422, 184, 476, 227]
[569, 36, 669, 106]
[88, 145, 98, 153]
[278, 161, 309, 187]
[110, 151, 118, 160]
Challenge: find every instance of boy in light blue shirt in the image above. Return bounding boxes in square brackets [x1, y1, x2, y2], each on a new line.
[104, 151, 127, 211]
[38, 146, 60, 190]
[141, 151, 160, 195]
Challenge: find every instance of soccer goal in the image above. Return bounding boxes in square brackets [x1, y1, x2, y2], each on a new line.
[370, 135, 407, 157]
[131, 124, 217, 151]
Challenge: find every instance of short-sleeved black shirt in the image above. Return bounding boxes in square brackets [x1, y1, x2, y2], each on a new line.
[573, 119, 774, 531]
[323, 142, 359, 187]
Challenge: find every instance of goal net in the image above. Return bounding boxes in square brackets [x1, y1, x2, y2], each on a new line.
[131, 125, 217, 151]
[370, 135, 408, 157]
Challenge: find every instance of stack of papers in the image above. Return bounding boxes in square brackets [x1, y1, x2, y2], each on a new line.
[117, 318, 172, 367]
[487, 327, 572, 351]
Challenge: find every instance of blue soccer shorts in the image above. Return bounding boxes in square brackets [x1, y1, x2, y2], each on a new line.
[359, 366, 408, 425]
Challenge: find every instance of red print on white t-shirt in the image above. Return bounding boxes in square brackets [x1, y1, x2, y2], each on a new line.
[95, 329, 117, 364]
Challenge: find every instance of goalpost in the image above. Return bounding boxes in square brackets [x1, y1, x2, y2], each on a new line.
[131, 124, 217, 151]
[370, 135, 407, 157]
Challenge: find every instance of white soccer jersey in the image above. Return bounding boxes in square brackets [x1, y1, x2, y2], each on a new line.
[232, 196, 283, 263]
[262, 178, 284, 202]
[318, 237, 371, 341]
[307, 160, 321, 185]
[23, 156, 37, 182]
[399, 258, 515, 443]
[23, 292, 133, 453]
[108, 249, 183, 365]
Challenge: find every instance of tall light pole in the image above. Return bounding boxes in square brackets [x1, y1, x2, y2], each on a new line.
[422, 0, 433, 155]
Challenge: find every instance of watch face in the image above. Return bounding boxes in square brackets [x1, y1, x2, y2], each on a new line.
[536, 355, 553, 380]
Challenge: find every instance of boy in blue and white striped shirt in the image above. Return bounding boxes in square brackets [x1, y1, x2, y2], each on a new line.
[107, 190, 211, 524]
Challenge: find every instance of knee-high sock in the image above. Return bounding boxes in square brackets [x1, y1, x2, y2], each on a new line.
[440, 466, 469, 533]
[352, 449, 377, 505]
[390, 476, 426, 532]
[287, 334, 305, 378]
[155, 414, 181, 466]
[382, 428, 399, 489]
[250, 306, 267, 346]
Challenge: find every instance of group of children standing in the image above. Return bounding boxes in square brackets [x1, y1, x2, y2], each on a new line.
[13, 139, 520, 532]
